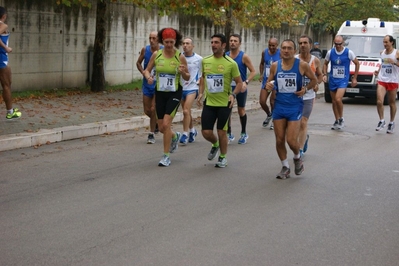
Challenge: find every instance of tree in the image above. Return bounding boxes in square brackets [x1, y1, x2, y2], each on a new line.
[294, 0, 398, 37]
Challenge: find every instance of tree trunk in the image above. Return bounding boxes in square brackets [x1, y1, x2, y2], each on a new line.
[91, 0, 107, 92]
[224, 7, 233, 51]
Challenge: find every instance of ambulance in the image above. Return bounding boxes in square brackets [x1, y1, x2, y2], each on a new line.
[324, 18, 399, 104]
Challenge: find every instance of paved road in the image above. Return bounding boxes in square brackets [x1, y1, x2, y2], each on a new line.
[1, 98, 399, 266]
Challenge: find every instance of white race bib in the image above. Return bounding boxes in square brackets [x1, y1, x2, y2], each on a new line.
[158, 73, 176, 92]
[382, 64, 393, 75]
[206, 74, 224, 93]
[332, 66, 345, 78]
[277, 73, 297, 93]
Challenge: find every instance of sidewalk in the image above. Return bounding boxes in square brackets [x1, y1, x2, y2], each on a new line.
[0, 83, 324, 152]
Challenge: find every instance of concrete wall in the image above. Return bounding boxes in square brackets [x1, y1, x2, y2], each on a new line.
[1, 0, 332, 91]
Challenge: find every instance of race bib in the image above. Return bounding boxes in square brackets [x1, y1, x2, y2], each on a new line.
[265, 66, 270, 77]
[206, 74, 224, 93]
[382, 64, 393, 75]
[277, 73, 297, 93]
[332, 66, 345, 78]
[158, 73, 176, 92]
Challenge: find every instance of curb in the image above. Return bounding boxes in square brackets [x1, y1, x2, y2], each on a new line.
[0, 93, 324, 152]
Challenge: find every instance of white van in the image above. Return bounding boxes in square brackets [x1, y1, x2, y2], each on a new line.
[324, 18, 399, 104]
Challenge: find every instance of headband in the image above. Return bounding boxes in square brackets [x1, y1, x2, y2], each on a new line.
[162, 28, 176, 40]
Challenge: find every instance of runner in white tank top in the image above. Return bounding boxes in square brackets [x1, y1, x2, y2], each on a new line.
[374, 35, 399, 133]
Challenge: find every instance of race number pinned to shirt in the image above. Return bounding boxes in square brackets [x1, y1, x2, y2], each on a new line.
[206, 74, 224, 93]
[332, 66, 345, 79]
[158, 73, 176, 92]
[382, 64, 393, 75]
[277, 73, 297, 93]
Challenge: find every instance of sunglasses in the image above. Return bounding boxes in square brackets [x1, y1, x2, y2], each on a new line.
[334, 42, 343, 46]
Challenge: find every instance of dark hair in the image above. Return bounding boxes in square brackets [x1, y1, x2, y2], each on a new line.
[282, 39, 297, 50]
[211, 33, 227, 44]
[230, 33, 242, 43]
[0, 6, 7, 18]
[387, 35, 395, 46]
[299, 35, 313, 45]
[158, 28, 183, 48]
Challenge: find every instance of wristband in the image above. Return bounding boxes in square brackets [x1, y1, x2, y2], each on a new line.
[231, 93, 236, 99]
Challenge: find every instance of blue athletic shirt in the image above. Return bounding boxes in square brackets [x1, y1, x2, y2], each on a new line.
[274, 58, 303, 108]
[142, 45, 163, 89]
[328, 47, 351, 84]
[226, 50, 246, 88]
[0, 29, 10, 68]
[262, 48, 280, 88]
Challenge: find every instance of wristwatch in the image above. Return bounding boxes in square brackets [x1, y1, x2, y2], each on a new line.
[245, 80, 249, 85]
[231, 93, 237, 99]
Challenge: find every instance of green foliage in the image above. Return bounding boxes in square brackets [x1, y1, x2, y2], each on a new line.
[57, 0, 92, 8]
[294, 0, 398, 35]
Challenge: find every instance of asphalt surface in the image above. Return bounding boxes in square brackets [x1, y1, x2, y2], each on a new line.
[0, 83, 324, 152]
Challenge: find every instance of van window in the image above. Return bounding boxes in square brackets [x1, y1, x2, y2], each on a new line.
[341, 35, 384, 58]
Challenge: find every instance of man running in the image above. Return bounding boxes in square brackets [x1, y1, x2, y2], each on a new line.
[226, 34, 256, 144]
[179, 37, 202, 144]
[136, 31, 162, 144]
[374, 35, 399, 133]
[265, 39, 317, 179]
[322, 35, 360, 130]
[198, 33, 243, 168]
[295, 36, 323, 156]
[259, 37, 280, 130]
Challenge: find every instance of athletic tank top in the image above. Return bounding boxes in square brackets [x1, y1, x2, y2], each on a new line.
[155, 49, 182, 92]
[0, 22, 10, 67]
[329, 47, 351, 83]
[295, 54, 316, 100]
[262, 48, 280, 87]
[226, 50, 247, 87]
[378, 49, 399, 83]
[274, 58, 303, 107]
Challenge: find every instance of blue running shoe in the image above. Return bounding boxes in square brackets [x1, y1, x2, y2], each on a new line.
[228, 133, 235, 144]
[180, 134, 188, 145]
[188, 128, 197, 143]
[303, 134, 309, 153]
[238, 133, 248, 144]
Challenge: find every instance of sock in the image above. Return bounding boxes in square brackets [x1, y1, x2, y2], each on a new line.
[220, 153, 226, 158]
[240, 114, 247, 134]
[281, 159, 289, 168]
[293, 153, 300, 159]
[212, 141, 219, 147]
[164, 152, 170, 157]
[190, 128, 196, 133]
[172, 133, 178, 140]
[7, 109, 13, 114]
[183, 131, 188, 136]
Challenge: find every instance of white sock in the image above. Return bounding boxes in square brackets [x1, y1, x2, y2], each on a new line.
[281, 159, 289, 168]
[7, 109, 13, 114]
[183, 132, 188, 136]
[293, 153, 300, 159]
[190, 128, 196, 133]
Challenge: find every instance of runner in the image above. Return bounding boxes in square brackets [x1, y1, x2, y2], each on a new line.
[322, 35, 360, 130]
[197, 33, 243, 168]
[265, 39, 317, 179]
[226, 34, 256, 144]
[180, 37, 202, 144]
[295, 35, 323, 156]
[259, 37, 280, 130]
[143, 28, 190, 166]
[136, 31, 162, 144]
[374, 35, 399, 133]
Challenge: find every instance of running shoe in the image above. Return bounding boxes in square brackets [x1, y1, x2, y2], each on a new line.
[269, 122, 274, 130]
[331, 120, 339, 130]
[188, 128, 197, 143]
[376, 120, 386, 131]
[180, 134, 188, 145]
[215, 156, 228, 168]
[337, 118, 345, 129]
[207, 145, 220, 160]
[6, 108, 22, 120]
[262, 114, 272, 127]
[276, 166, 290, 179]
[293, 158, 304, 175]
[387, 122, 395, 134]
[303, 134, 309, 153]
[238, 133, 249, 144]
[228, 133, 235, 144]
[158, 154, 171, 167]
[170, 132, 181, 153]
[147, 133, 155, 144]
